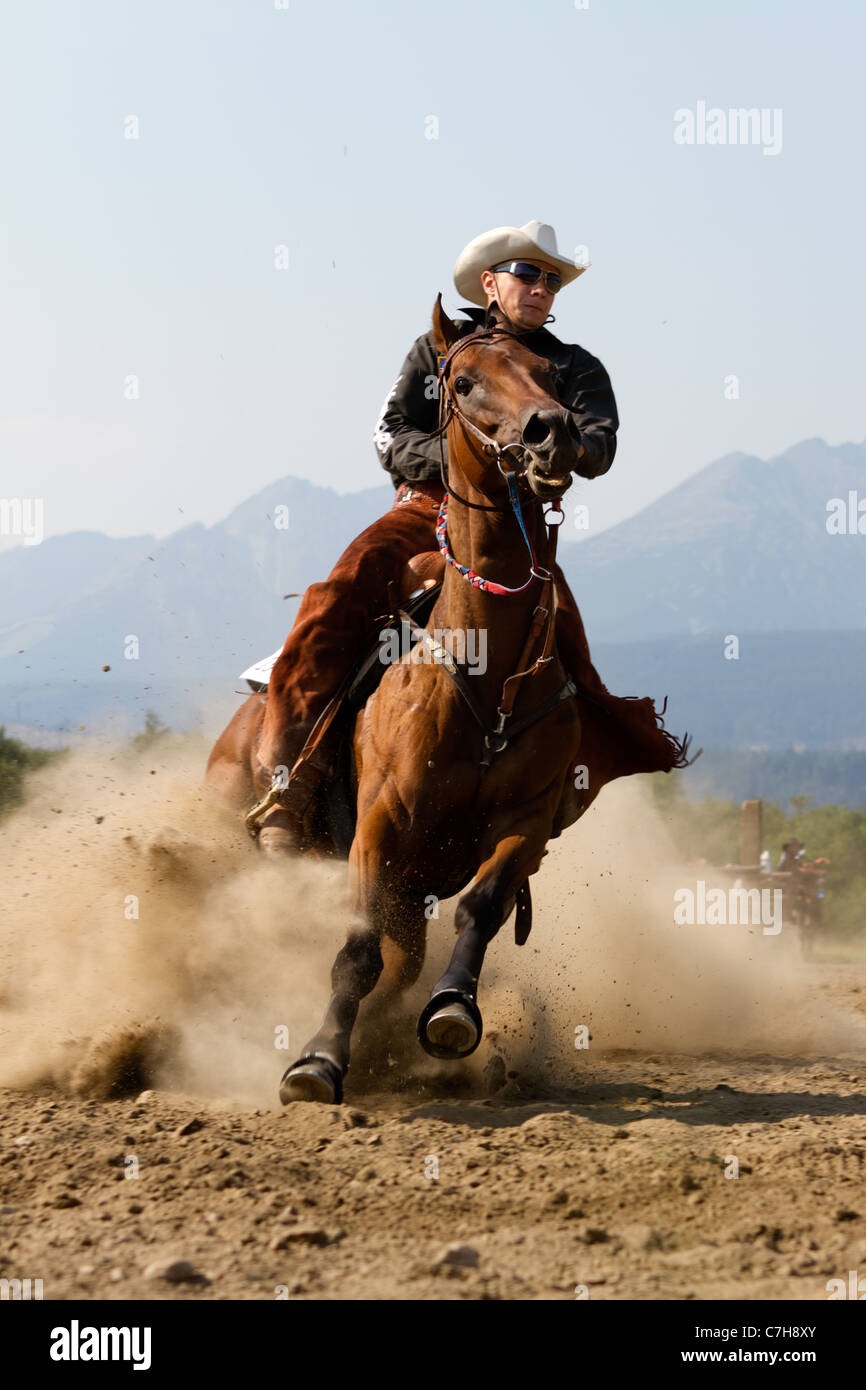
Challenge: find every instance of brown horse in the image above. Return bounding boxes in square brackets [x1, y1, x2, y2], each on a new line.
[207, 298, 590, 1104]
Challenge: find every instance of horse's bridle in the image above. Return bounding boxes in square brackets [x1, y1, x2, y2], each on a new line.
[434, 325, 567, 595]
[416, 324, 580, 762]
[435, 326, 533, 511]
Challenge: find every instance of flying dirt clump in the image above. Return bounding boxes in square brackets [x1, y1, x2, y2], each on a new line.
[57, 1020, 183, 1101]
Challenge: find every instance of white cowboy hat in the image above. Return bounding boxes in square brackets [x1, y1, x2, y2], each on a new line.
[453, 219, 587, 307]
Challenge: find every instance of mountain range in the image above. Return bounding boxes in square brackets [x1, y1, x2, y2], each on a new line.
[1, 437, 863, 771]
[566, 436, 865, 641]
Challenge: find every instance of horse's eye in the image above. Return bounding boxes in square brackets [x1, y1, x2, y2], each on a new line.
[453, 376, 473, 396]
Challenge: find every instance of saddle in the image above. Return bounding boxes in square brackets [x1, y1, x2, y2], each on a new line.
[242, 555, 697, 862]
[272, 574, 535, 942]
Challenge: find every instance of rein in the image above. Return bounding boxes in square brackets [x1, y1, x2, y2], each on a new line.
[425, 325, 576, 767]
[398, 592, 576, 769]
[435, 327, 525, 513]
[435, 326, 563, 592]
[435, 480, 558, 596]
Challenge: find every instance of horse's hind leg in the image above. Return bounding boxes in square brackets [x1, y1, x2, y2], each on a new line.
[418, 821, 549, 1059]
[204, 695, 265, 811]
[375, 929, 428, 1008]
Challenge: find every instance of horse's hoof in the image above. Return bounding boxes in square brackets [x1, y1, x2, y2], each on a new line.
[417, 991, 483, 1059]
[279, 1054, 344, 1105]
[427, 1003, 479, 1054]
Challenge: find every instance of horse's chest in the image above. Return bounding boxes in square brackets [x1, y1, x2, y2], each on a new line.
[406, 736, 560, 818]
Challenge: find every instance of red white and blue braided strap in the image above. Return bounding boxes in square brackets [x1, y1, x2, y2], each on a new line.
[436, 489, 547, 596]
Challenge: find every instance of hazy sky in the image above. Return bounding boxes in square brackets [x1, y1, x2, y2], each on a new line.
[1, 0, 863, 550]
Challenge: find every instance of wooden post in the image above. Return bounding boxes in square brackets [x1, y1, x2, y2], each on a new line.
[740, 799, 762, 870]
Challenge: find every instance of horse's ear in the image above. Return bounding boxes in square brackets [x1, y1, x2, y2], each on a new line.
[432, 293, 460, 353]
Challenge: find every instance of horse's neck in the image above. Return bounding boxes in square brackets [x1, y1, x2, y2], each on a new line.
[436, 486, 554, 698]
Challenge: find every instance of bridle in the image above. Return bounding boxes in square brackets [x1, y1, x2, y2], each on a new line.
[433, 326, 566, 595]
[400, 324, 578, 765]
[434, 325, 532, 510]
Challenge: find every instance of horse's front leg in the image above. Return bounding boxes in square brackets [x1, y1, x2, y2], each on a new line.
[279, 927, 385, 1104]
[279, 803, 423, 1104]
[417, 815, 551, 1059]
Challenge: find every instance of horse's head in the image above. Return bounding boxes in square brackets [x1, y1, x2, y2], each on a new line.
[432, 295, 582, 501]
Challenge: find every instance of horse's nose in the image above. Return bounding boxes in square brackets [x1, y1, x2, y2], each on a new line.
[520, 409, 557, 449]
[519, 408, 579, 473]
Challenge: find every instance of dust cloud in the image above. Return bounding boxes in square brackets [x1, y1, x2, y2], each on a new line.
[1, 741, 860, 1109]
[0, 737, 354, 1107]
[479, 778, 864, 1086]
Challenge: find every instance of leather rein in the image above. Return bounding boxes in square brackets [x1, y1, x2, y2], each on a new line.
[403, 325, 577, 768]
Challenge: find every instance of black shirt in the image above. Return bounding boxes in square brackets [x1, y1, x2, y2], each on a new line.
[373, 304, 619, 487]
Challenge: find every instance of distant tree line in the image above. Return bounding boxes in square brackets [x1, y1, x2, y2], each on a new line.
[682, 747, 866, 811]
[0, 726, 64, 817]
[650, 773, 866, 939]
[3, 719, 863, 937]
[0, 709, 171, 819]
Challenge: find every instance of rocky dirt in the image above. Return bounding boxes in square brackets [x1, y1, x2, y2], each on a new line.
[1, 966, 864, 1302]
[2, 747, 864, 1301]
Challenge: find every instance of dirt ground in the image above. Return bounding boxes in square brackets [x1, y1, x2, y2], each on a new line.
[1, 966, 864, 1302]
[2, 745, 864, 1302]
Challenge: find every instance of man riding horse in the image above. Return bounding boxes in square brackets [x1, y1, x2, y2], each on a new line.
[215, 219, 692, 857]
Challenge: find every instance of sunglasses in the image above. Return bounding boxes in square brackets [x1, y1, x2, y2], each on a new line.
[491, 260, 563, 293]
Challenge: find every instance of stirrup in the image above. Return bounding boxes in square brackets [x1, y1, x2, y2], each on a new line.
[245, 759, 326, 838]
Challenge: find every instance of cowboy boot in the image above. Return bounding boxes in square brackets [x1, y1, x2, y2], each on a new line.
[251, 494, 447, 855]
[254, 725, 333, 856]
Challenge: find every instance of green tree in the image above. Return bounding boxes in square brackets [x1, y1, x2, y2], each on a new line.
[129, 710, 171, 753]
[0, 726, 63, 817]
[647, 774, 866, 941]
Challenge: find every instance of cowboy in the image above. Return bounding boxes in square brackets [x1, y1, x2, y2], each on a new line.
[374, 220, 618, 497]
[254, 221, 689, 854]
[778, 839, 805, 872]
